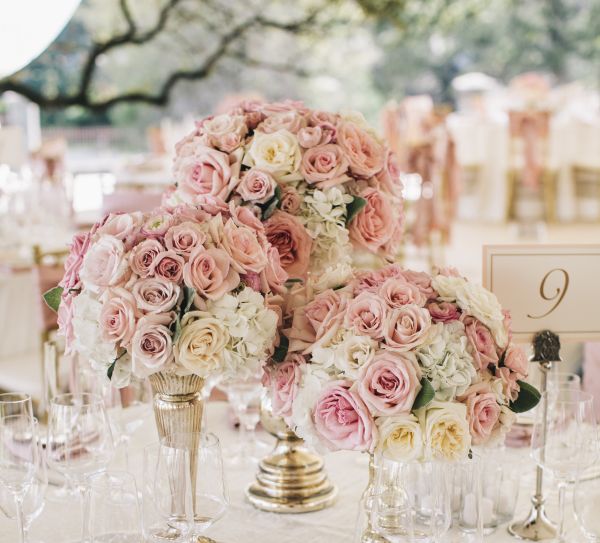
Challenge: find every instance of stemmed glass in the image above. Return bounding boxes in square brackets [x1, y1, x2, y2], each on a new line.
[574, 474, 600, 542]
[222, 375, 270, 466]
[46, 393, 114, 539]
[0, 414, 39, 543]
[0, 393, 33, 418]
[531, 389, 599, 542]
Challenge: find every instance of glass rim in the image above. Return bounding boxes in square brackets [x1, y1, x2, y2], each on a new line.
[86, 470, 138, 489]
[161, 431, 220, 450]
[540, 389, 594, 403]
[50, 392, 104, 407]
[0, 392, 32, 404]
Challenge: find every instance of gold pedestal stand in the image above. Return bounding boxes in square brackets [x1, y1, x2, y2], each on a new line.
[246, 400, 337, 513]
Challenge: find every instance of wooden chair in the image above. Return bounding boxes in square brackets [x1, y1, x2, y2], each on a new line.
[572, 165, 600, 221]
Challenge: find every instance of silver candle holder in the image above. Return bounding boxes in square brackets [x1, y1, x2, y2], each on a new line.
[508, 330, 560, 541]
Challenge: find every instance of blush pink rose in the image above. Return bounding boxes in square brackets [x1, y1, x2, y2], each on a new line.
[258, 110, 307, 134]
[337, 121, 385, 178]
[497, 367, 521, 402]
[383, 304, 431, 352]
[183, 247, 240, 300]
[375, 149, 404, 198]
[305, 289, 349, 346]
[349, 188, 396, 252]
[97, 212, 143, 248]
[503, 345, 528, 377]
[199, 113, 248, 153]
[219, 220, 268, 274]
[176, 145, 235, 201]
[131, 314, 174, 378]
[197, 196, 231, 217]
[297, 126, 324, 148]
[99, 288, 138, 346]
[402, 270, 437, 299]
[132, 277, 180, 314]
[462, 316, 499, 371]
[60, 232, 91, 291]
[379, 277, 426, 308]
[264, 354, 305, 418]
[353, 264, 406, 294]
[357, 351, 422, 416]
[141, 212, 174, 238]
[164, 222, 206, 257]
[261, 100, 308, 116]
[427, 301, 461, 323]
[279, 186, 302, 215]
[129, 239, 164, 278]
[237, 169, 276, 204]
[345, 291, 388, 340]
[313, 380, 377, 452]
[79, 235, 130, 289]
[308, 110, 338, 128]
[229, 202, 265, 235]
[151, 250, 185, 283]
[265, 211, 312, 279]
[459, 382, 502, 445]
[300, 144, 350, 188]
[502, 310, 513, 343]
[260, 245, 288, 294]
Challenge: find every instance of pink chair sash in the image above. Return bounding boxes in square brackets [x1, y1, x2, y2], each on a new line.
[33, 265, 65, 332]
[583, 342, 600, 419]
[102, 191, 162, 215]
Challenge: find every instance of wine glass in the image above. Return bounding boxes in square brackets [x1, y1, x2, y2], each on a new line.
[574, 473, 600, 542]
[0, 393, 33, 418]
[46, 393, 114, 540]
[85, 471, 142, 542]
[167, 432, 228, 542]
[142, 441, 193, 543]
[531, 389, 599, 542]
[222, 375, 270, 466]
[0, 414, 39, 543]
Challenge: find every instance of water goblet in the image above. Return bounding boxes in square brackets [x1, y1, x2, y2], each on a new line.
[574, 473, 600, 542]
[0, 393, 33, 418]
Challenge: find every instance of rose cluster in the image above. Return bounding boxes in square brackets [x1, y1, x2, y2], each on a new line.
[54, 204, 279, 386]
[263, 264, 534, 462]
[163, 100, 405, 293]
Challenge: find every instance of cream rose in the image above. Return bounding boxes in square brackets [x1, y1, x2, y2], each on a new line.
[419, 401, 471, 461]
[244, 129, 302, 182]
[376, 414, 424, 461]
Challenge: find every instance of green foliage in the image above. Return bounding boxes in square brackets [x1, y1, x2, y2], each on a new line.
[272, 334, 290, 363]
[509, 380, 541, 413]
[412, 378, 435, 410]
[345, 196, 367, 225]
[43, 286, 63, 312]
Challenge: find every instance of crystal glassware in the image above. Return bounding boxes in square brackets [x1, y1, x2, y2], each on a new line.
[531, 389, 599, 542]
[0, 414, 39, 543]
[85, 471, 142, 543]
[0, 393, 33, 418]
[574, 472, 600, 542]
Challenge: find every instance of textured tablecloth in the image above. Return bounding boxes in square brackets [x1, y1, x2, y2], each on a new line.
[0, 402, 585, 542]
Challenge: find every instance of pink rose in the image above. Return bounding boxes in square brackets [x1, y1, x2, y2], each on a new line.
[345, 291, 388, 340]
[229, 202, 265, 235]
[357, 351, 422, 416]
[57, 294, 75, 353]
[459, 382, 501, 445]
[279, 186, 302, 215]
[129, 239, 164, 278]
[132, 277, 180, 314]
[353, 264, 405, 294]
[183, 247, 240, 300]
[379, 277, 426, 308]
[502, 309, 513, 343]
[79, 235, 130, 289]
[402, 270, 437, 299]
[96, 212, 143, 248]
[300, 144, 350, 189]
[264, 354, 305, 418]
[241, 272, 261, 291]
[196, 196, 231, 217]
[199, 113, 248, 153]
[375, 149, 403, 198]
[297, 126, 324, 148]
[313, 380, 377, 452]
[265, 211, 312, 279]
[337, 121, 385, 178]
[175, 145, 235, 201]
[305, 289, 349, 346]
[131, 314, 174, 378]
[497, 367, 521, 402]
[428, 301, 460, 323]
[99, 288, 138, 346]
[261, 100, 308, 116]
[151, 250, 185, 283]
[503, 345, 528, 377]
[141, 212, 173, 238]
[60, 232, 91, 291]
[219, 220, 268, 274]
[260, 245, 288, 294]
[308, 110, 339, 132]
[237, 169, 276, 204]
[462, 316, 499, 371]
[258, 110, 307, 134]
[164, 222, 206, 257]
[349, 188, 396, 252]
[384, 304, 431, 352]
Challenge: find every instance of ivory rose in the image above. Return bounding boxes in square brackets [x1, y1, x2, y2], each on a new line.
[79, 235, 130, 290]
[384, 305, 431, 352]
[419, 401, 471, 461]
[130, 314, 174, 377]
[300, 144, 350, 189]
[376, 414, 423, 461]
[349, 188, 396, 252]
[183, 247, 240, 300]
[244, 129, 302, 182]
[128, 239, 163, 278]
[337, 121, 385, 178]
[132, 277, 181, 314]
[345, 291, 388, 340]
[237, 169, 276, 204]
[99, 288, 138, 345]
[458, 382, 502, 445]
[312, 380, 377, 452]
[265, 211, 312, 279]
[357, 351, 422, 415]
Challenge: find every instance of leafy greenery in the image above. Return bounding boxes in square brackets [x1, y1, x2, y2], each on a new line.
[509, 380, 541, 413]
[106, 360, 116, 380]
[412, 378, 435, 410]
[345, 196, 367, 225]
[272, 334, 290, 363]
[43, 286, 63, 312]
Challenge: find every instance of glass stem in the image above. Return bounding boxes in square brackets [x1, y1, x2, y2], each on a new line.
[557, 480, 567, 542]
[14, 493, 26, 543]
[238, 406, 248, 453]
[80, 484, 90, 543]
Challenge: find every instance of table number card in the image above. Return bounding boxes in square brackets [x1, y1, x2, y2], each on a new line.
[483, 245, 600, 342]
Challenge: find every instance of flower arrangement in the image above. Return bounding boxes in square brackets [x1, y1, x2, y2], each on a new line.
[163, 100, 405, 294]
[263, 264, 539, 461]
[45, 205, 279, 386]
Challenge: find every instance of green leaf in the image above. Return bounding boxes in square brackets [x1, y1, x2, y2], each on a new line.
[171, 316, 182, 344]
[181, 286, 196, 316]
[509, 380, 541, 413]
[412, 378, 435, 410]
[272, 334, 289, 363]
[274, 184, 282, 202]
[107, 360, 116, 381]
[43, 286, 63, 313]
[262, 198, 279, 220]
[345, 196, 367, 225]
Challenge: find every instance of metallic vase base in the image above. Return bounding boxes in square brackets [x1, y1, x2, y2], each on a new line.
[508, 508, 557, 541]
[360, 529, 390, 543]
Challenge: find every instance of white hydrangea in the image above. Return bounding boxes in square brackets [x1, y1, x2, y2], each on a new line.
[310, 259, 353, 293]
[417, 321, 476, 401]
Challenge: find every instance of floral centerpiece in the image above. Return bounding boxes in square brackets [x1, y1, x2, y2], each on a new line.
[263, 263, 539, 461]
[162, 99, 405, 293]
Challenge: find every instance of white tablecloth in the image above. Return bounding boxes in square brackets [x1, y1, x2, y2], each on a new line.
[0, 402, 585, 542]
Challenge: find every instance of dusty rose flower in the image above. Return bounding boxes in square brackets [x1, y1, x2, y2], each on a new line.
[131, 314, 173, 377]
[260, 245, 288, 294]
[458, 382, 502, 445]
[151, 250, 185, 283]
[99, 288, 138, 346]
[357, 351, 422, 416]
[462, 315, 499, 371]
[265, 211, 312, 279]
[300, 144, 350, 189]
[183, 247, 240, 300]
[263, 354, 305, 418]
[345, 291, 388, 340]
[241, 272, 261, 291]
[229, 202, 265, 235]
[257, 110, 307, 134]
[349, 188, 396, 252]
[379, 277, 426, 308]
[237, 169, 276, 204]
[308, 110, 338, 128]
[353, 265, 406, 294]
[279, 186, 302, 215]
[297, 126, 323, 148]
[427, 301, 461, 323]
[60, 232, 91, 290]
[384, 304, 431, 352]
[128, 239, 164, 278]
[375, 149, 403, 198]
[403, 270, 437, 299]
[164, 222, 206, 257]
[305, 289, 348, 345]
[313, 380, 377, 452]
[503, 345, 528, 377]
[132, 277, 180, 313]
[219, 220, 268, 274]
[337, 121, 385, 177]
